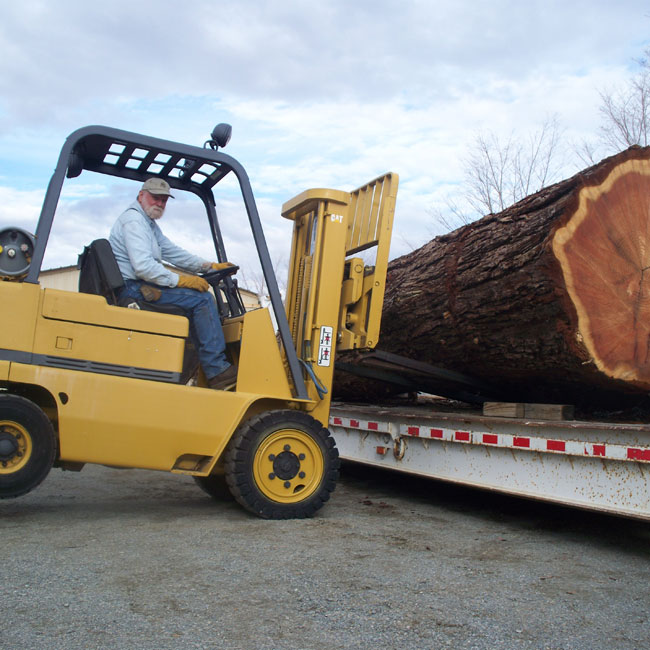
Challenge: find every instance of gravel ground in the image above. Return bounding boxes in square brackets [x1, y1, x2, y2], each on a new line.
[2, 461, 649, 650]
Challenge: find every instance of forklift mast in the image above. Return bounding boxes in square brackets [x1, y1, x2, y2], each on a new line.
[282, 173, 398, 422]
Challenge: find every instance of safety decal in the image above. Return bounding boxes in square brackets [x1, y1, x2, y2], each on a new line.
[318, 326, 333, 367]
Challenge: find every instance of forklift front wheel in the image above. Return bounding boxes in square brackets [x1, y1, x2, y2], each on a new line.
[0, 395, 57, 498]
[224, 410, 340, 519]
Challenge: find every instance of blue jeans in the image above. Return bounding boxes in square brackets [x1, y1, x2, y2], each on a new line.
[120, 280, 230, 379]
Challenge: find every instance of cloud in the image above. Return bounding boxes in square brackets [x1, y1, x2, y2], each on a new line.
[1, 1, 647, 125]
[0, 0, 649, 284]
[0, 187, 44, 226]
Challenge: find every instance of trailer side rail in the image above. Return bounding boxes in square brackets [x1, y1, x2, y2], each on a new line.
[329, 405, 650, 521]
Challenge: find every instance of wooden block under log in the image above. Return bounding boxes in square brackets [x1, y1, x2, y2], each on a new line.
[483, 402, 525, 418]
[483, 402, 575, 420]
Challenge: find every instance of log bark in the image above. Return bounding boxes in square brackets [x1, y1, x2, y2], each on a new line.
[334, 146, 650, 409]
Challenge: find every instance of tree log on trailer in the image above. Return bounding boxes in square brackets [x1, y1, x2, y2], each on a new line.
[334, 146, 650, 411]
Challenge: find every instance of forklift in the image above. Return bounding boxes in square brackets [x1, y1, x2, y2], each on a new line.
[0, 124, 398, 518]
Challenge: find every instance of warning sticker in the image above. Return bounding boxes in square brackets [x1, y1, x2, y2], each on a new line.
[318, 326, 333, 367]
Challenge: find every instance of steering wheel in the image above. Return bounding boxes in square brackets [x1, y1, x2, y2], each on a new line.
[201, 265, 239, 287]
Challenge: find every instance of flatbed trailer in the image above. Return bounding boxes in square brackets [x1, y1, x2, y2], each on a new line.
[329, 400, 650, 521]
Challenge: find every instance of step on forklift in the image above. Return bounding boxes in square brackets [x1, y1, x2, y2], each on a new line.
[0, 124, 398, 518]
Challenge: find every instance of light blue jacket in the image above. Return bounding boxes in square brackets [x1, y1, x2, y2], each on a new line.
[109, 201, 208, 287]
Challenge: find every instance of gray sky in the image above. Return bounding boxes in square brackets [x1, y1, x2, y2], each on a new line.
[0, 0, 648, 284]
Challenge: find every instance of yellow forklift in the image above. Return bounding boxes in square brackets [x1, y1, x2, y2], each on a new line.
[0, 124, 397, 518]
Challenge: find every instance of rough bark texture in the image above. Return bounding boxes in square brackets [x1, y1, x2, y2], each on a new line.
[334, 146, 650, 409]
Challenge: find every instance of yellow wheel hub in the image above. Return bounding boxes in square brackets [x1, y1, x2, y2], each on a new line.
[0, 421, 32, 474]
[253, 428, 324, 503]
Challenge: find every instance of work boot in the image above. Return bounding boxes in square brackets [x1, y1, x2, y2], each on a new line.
[208, 365, 238, 391]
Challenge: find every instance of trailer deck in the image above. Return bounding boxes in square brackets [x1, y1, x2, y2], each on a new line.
[329, 399, 650, 520]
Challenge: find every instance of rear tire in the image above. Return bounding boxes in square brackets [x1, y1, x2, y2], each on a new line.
[0, 395, 56, 498]
[224, 410, 339, 519]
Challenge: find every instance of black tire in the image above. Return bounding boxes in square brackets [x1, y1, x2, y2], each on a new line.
[0, 395, 57, 498]
[193, 473, 234, 500]
[224, 410, 340, 519]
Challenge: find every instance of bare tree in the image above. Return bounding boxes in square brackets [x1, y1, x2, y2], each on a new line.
[428, 194, 474, 233]
[238, 254, 288, 307]
[466, 116, 563, 215]
[579, 47, 650, 163]
[464, 130, 515, 215]
[573, 138, 600, 167]
[599, 49, 650, 150]
[432, 115, 564, 233]
[514, 116, 562, 198]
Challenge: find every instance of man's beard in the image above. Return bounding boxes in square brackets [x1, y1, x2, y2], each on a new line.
[144, 204, 165, 220]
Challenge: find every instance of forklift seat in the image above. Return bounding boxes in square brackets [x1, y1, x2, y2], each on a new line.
[77, 238, 124, 305]
[78, 239, 199, 382]
[77, 239, 185, 316]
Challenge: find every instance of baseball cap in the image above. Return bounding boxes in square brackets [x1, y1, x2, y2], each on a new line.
[142, 178, 175, 198]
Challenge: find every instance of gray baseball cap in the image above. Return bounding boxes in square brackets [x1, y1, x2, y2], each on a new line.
[142, 177, 175, 198]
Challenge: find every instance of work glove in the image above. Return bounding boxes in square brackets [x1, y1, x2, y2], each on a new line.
[177, 274, 210, 292]
[140, 284, 162, 302]
[204, 261, 237, 272]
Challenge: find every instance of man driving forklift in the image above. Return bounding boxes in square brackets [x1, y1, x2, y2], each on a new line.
[109, 177, 238, 390]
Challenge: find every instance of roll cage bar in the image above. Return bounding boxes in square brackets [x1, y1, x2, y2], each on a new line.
[27, 125, 309, 399]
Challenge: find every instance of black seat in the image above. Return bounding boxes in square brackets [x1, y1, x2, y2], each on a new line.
[78, 238, 124, 305]
[78, 239, 185, 316]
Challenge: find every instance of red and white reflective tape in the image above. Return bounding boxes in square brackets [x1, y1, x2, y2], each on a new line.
[330, 416, 391, 434]
[329, 416, 650, 464]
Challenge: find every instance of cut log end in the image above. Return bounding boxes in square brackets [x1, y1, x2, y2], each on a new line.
[553, 158, 650, 389]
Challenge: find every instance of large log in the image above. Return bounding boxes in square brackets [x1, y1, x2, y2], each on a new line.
[334, 146, 650, 409]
